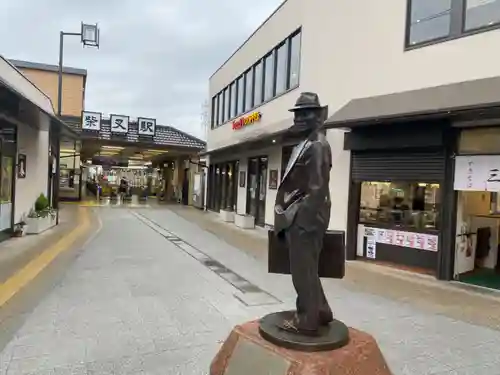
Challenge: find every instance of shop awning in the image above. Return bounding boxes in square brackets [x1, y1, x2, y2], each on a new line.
[325, 75, 500, 128]
[0, 55, 78, 138]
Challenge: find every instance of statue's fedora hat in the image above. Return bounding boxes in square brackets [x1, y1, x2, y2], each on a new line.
[289, 92, 323, 112]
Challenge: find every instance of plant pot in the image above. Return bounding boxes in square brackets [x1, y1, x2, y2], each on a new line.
[26, 215, 56, 234]
[234, 214, 255, 229]
[220, 209, 235, 223]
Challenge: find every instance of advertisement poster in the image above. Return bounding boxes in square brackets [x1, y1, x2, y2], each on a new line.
[425, 235, 438, 252]
[366, 237, 376, 259]
[385, 230, 394, 244]
[414, 234, 426, 249]
[364, 227, 438, 252]
[394, 231, 405, 246]
[404, 232, 415, 248]
[376, 229, 386, 243]
[364, 227, 376, 237]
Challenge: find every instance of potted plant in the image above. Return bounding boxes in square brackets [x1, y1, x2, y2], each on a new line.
[26, 194, 57, 234]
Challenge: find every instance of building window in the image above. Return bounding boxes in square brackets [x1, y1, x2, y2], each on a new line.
[465, 0, 500, 31]
[237, 76, 245, 115]
[359, 181, 440, 230]
[230, 82, 237, 119]
[407, 0, 500, 47]
[215, 94, 220, 126]
[288, 31, 301, 88]
[253, 61, 263, 106]
[218, 92, 224, 125]
[263, 53, 274, 101]
[244, 69, 254, 111]
[275, 42, 288, 95]
[407, 0, 452, 46]
[224, 87, 230, 122]
[211, 96, 217, 128]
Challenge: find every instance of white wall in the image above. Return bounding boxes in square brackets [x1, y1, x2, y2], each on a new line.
[15, 112, 49, 223]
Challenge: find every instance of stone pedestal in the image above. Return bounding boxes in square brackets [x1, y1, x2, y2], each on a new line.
[210, 320, 392, 375]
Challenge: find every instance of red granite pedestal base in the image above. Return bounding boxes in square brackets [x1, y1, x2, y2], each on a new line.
[210, 320, 392, 375]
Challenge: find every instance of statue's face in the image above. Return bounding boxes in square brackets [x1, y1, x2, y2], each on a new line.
[291, 108, 322, 134]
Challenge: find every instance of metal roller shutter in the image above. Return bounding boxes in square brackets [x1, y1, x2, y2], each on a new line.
[351, 151, 445, 182]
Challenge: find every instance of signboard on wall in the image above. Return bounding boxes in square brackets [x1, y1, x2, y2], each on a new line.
[454, 155, 500, 191]
[110, 114, 129, 134]
[138, 117, 156, 136]
[364, 227, 438, 253]
[232, 112, 261, 130]
[81, 111, 102, 131]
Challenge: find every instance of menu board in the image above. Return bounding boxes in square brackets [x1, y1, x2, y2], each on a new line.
[364, 227, 438, 252]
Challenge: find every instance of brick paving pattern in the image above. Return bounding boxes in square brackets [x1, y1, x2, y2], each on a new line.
[0, 206, 499, 374]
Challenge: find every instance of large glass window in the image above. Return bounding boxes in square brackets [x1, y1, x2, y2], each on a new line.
[215, 95, 220, 126]
[407, 0, 452, 45]
[275, 43, 288, 95]
[237, 76, 244, 114]
[230, 82, 237, 118]
[244, 69, 253, 111]
[289, 32, 301, 88]
[465, 0, 500, 31]
[217, 92, 224, 125]
[253, 61, 263, 106]
[359, 181, 440, 230]
[211, 96, 217, 128]
[0, 157, 13, 205]
[223, 87, 230, 122]
[263, 53, 274, 101]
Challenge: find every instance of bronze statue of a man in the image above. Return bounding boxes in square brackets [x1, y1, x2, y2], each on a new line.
[274, 92, 333, 336]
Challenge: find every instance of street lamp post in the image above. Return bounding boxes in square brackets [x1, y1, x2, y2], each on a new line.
[57, 23, 99, 116]
[55, 23, 99, 223]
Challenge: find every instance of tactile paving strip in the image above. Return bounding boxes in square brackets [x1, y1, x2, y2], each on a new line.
[132, 211, 282, 306]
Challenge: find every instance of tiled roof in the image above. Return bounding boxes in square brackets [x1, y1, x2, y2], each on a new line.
[62, 116, 206, 150]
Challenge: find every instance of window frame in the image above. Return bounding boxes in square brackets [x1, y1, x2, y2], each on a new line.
[209, 27, 302, 128]
[210, 96, 217, 129]
[253, 60, 264, 107]
[244, 67, 254, 111]
[405, 0, 500, 50]
[274, 40, 289, 96]
[287, 30, 301, 90]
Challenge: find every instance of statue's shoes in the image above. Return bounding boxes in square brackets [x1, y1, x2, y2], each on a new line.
[277, 316, 320, 337]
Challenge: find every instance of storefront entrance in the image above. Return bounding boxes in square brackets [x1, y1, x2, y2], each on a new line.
[207, 160, 238, 212]
[453, 128, 500, 289]
[246, 156, 267, 226]
[344, 122, 457, 279]
[0, 122, 16, 239]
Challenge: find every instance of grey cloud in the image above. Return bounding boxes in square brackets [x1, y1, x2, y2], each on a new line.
[0, 0, 283, 139]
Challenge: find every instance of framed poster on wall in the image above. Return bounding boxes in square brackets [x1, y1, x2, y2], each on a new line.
[269, 169, 278, 190]
[239, 171, 246, 188]
[18, 154, 26, 179]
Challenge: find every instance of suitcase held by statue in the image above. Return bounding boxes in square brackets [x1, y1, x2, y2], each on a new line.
[267, 229, 346, 279]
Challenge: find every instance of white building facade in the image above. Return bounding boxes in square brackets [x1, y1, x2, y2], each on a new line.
[207, 0, 500, 281]
[0, 55, 76, 240]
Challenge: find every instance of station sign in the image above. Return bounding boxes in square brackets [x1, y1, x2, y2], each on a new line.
[232, 112, 262, 130]
[110, 114, 129, 134]
[81, 111, 102, 131]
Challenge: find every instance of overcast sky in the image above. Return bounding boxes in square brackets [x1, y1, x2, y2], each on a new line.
[0, 0, 283, 139]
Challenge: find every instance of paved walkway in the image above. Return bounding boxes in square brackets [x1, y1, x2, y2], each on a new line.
[0, 207, 500, 374]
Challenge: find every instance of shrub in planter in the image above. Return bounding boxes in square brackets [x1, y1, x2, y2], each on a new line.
[26, 194, 57, 234]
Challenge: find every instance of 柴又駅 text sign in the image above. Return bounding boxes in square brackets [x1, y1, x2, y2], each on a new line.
[232, 112, 262, 130]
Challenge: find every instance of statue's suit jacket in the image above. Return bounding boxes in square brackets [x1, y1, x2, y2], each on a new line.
[274, 130, 332, 235]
